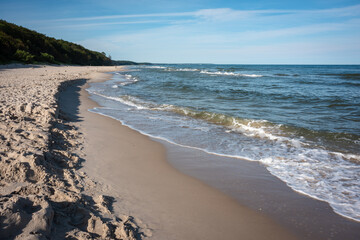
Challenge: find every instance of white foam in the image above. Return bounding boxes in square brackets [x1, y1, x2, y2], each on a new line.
[200, 70, 263, 77]
[229, 119, 305, 148]
[260, 151, 360, 222]
[116, 73, 139, 86]
[120, 80, 138, 86]
[146, 66, 166, 69]
[89, 91, 150, 110]
[165, 67, 200, 72]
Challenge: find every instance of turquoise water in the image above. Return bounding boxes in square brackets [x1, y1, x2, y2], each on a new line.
[87, 64, 360, 221]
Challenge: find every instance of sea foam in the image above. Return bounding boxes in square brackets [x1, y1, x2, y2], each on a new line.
[200, 70, 263, 77]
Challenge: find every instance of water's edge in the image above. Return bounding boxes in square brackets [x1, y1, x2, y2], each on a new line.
[86, 66, 360, 222]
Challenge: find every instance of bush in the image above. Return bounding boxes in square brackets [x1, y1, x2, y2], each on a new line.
[40, 52, 55, 63]
[14, 49, 34, 63]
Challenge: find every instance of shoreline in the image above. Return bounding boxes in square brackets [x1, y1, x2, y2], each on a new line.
[84, 69, 360, 239]
[74, 70, 298, 239]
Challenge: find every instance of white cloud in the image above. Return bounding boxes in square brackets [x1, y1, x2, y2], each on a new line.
[50, 11, 195, 22]
[72, 4, 360, 64]
[79, 16, 360, 62]
[29, 3, 360, 32]
[50, 20, 165, 29]
[48, 4, 360, 24]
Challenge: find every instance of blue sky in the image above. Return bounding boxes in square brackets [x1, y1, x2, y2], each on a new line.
[1, 0, 360, 64]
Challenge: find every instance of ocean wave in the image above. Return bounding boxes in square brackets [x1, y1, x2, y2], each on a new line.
[164, 67, 200, 72]
[91, 92, 360, 152]
[147, 66, 201, 72]
[88, 85, 360, 221]
[145, 66, 167, 69]
[261, 151, 360, 222]
[114, 73, 139, 86]
[144, 66, 263, 77]
[200, 70, 263, 77]
[92, 93, 151, 110]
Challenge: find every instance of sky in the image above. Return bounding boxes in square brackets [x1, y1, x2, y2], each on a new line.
[1, 0, 360, 64]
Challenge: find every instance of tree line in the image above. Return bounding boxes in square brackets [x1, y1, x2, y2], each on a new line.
[0, 19, 113, 65]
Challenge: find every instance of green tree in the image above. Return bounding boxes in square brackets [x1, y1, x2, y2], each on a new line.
[14, 49, 34, 63]
[40, 52, 55, 63]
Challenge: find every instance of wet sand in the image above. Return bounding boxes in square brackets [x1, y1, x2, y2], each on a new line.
[164, 141, 360, 239]
[66, 71, 297, 239]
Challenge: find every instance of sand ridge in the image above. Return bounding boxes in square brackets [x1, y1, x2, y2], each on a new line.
[0, 65, 139, 239]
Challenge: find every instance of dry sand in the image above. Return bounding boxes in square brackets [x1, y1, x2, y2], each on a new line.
[0, 64, 296, 239]
[0, 65, 137, 239]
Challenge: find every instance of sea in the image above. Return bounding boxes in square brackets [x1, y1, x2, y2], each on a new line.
[87, 64, 360, 222]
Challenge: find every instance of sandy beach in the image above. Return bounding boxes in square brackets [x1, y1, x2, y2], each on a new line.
[0, 64, 297, 239]
[0, 65, 138, 239]
[1, 64, 359, 240]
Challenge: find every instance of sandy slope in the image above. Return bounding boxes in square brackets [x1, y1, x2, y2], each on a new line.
[0, 65, 137, 239]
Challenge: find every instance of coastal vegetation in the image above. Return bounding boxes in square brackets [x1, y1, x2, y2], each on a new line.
[0, 20, 142, 66]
